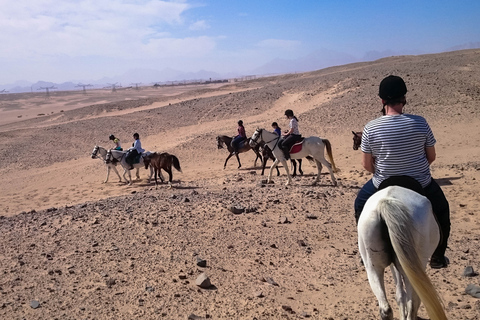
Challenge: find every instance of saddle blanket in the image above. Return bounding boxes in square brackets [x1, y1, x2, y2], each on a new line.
[290, 141, 303, 154]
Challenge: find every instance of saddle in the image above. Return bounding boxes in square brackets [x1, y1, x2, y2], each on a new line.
[378, 176, 425, 196]
[289, 138, 305, 154]
[133, 153, 143, 164]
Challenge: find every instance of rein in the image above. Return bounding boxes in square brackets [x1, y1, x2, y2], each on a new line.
[257, 129, 280, 152]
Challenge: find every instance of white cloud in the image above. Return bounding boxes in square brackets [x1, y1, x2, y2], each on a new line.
[189, 20, 210, 31]
[0, 0, 202, 60]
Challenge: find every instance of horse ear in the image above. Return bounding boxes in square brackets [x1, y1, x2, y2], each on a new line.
[352, 131, 356, 135]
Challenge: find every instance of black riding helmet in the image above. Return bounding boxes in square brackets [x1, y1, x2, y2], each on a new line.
[238, 120, 243, 126]
[109, 134, 115, 140]
[378, 75, 407, 100]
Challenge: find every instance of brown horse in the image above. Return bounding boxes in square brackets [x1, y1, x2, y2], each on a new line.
[143, 152, 182, 188]
[352, 131, 362, 150]
[216, 135, 263, 169]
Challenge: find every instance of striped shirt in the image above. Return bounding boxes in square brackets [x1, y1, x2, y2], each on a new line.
[361, 114, 436, 188]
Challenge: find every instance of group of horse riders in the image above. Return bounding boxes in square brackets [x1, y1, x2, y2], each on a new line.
[231, 109, 302, 161]
[108, 132, 144, 170]
[107, 75, 450, 273]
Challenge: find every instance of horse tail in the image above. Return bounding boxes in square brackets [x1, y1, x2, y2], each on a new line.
[171, 155, 182, 172]
[322, 139, 337, 172]
[378, 198, 447, 320]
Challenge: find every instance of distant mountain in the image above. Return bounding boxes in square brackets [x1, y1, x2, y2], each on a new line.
[2, 68, 236, 93]
[446, 42, 480, 51]
[252, 48, 358, 75]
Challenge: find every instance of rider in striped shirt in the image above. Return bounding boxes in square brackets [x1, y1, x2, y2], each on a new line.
[354, 75, 450, 269]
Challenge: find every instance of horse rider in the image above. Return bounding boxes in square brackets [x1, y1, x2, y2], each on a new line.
[354, 75, 451, 269]
[272, 122, 281, 136]
[279, 109, 302, 160]
[231, 120, 247, 154]
[109, 134, 123, 151]
[126, 132, 145, 170]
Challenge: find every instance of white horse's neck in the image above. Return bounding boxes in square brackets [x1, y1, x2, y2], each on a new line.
[259, 130, 280, 151]
[109, 149, 125, 160]
[97, 146, 108, 160]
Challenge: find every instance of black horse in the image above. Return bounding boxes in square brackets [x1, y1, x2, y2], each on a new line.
[260, 145, 314, 177]
[216, 135, 263, 169]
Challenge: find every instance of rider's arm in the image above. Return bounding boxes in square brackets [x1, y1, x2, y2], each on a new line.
[426, 146, 436, 164]
[362, 152, 375, 173]
[283, 127, 294, 136]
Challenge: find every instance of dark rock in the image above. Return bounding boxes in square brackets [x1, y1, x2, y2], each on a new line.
[196, 257, 207, 268]
[465, 284, 480, 298]
[229, 206, 245, 214]
[30, 300, 40, 309]
[464, 266, 478, 277]
[195, 273, 211, 289]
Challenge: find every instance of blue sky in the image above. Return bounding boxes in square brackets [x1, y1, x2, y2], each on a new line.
[1, 0, 479, 84]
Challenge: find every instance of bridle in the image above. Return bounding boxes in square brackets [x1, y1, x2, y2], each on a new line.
[251, 128, 281, 152]
[91, 146, 99, 159]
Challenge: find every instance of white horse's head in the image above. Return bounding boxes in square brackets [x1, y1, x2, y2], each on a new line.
[250, 128, 263, 147]
[91, 145, 100, 159]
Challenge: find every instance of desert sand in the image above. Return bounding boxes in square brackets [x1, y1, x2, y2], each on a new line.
[0, 49, 479, 319]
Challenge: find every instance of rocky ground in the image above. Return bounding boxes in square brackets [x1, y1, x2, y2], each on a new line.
[0, 49, 480, 319]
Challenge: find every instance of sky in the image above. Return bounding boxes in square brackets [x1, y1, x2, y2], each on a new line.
[1, 0, 479, 84]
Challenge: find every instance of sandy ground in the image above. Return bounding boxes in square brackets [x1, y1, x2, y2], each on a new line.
[0, 49, 479, 319]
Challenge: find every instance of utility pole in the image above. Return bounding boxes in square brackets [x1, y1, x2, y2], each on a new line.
[105, 83, 122, 93]
[38, 86, 57, 99]
[130, 83, 142, 90]
[76, 83, 93, 95]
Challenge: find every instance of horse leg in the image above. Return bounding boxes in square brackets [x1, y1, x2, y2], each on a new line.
[312, 159, 323, 185]
[402, 271, 421, 320]
[223, 154, 233, 169]
[104, 166, 110, 183]
[360, 246, 393, 320]
[390, 264, 408, 320]
[154, 168, 159, 189]
[298, 159, 303, 175]
[291, 159, 297, 177]
[261, 156, 267, 175]
[317, 156, 337, 186]
[166, 167, 173, 188]
[267, 159, 280, 183]
[124, 167, 132, 185]
[281, 159, 292, 185]
[112, 166, 122, 183]
[135, 167, 140, 180]
[236, 153, 241, 169]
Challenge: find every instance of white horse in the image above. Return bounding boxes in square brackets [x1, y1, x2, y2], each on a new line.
[358, 184, 446, 320]
[105, 148, 154, 185]
[249, 128, 337, 186]
[91, 145, 125, 183]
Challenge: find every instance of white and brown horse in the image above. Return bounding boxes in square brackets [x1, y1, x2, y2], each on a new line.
[249, 128, 337, 186]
